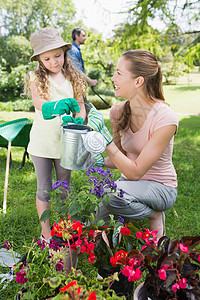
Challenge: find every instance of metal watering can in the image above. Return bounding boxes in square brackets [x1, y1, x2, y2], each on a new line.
[60, 123, 106, 171]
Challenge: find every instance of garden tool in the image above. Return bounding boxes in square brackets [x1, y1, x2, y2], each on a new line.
[0, 118, 30, 214]
[91, 86, 111, 108]
[0, 251, 28, 291]
[0, 268, 14, 290]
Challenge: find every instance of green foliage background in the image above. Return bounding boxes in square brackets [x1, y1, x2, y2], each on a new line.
[0, 0, 199, 103]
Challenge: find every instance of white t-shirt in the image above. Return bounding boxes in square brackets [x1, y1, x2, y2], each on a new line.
[110, 101, 179, 187]
[27, 71, 74, 158]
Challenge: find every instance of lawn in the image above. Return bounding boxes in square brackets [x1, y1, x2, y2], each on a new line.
[0, 85, 200, 298]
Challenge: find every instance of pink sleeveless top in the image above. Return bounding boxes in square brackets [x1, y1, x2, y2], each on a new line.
[110, 101, 179, 187]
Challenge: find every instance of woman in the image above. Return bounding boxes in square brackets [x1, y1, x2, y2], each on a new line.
[88, 50, 178, 239]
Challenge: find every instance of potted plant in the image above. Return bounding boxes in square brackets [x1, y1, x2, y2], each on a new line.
[108, 228, 200, 300]
[14, 216, 125, 299]
[50, 212, 140, 299]
[40, 167, 124, 225]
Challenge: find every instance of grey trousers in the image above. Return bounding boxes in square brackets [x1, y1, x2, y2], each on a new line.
[96, 177, 177, 223]
[31, 155, 71, 202]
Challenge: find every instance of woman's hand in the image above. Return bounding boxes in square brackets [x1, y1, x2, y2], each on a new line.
[87, 107, 113, 145]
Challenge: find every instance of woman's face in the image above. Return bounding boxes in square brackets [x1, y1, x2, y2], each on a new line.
[39, 48, 65, 74]
[111, 56, 137, 99]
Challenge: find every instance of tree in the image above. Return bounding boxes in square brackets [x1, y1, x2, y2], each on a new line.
[0, 0, 76, 40]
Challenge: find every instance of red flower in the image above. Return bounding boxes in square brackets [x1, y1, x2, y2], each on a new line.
[89, 230, 95, 237]
[88, 251, 96, 263]
[72, 220, 83, 235]
[120, 227, 131, 236]
[87, 242, 95, 251]
[87, 291, 97, 300]
[110, 250, 128, 267]
[59, 280, 77, 292]
[81, 245, 87, 253]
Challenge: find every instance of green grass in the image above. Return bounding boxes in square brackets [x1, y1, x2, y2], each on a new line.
[0, 86, 200, 298]
[163, 85, 200, 114]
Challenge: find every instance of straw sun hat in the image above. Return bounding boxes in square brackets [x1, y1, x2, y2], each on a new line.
[30, 27, 72, 62]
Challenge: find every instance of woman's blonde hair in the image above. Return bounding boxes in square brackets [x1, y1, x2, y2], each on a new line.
[117, 50, 165, 131]
[24, 48, 87, 101]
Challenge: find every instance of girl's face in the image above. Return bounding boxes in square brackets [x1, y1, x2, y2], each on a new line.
[39, 48, 65, 74]
[111, 56, 137, 99]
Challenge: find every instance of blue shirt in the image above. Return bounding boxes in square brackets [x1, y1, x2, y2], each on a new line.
[68, 42, 85, 73]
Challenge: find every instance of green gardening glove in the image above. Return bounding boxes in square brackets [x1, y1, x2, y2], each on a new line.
[62, 116, 84, 125]
[42, 98, 80, 120]
[87, 107, 113, 145]
[92, 153, 105, 167]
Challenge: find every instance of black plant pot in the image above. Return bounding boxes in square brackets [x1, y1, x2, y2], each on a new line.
[98, 265, 134, 300]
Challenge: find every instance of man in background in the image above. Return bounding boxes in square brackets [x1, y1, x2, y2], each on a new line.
[68, 28, 98, 86]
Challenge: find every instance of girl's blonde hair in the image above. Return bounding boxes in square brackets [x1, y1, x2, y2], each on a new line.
[117, 50, 165, 132]
[24, 48, 87, 101]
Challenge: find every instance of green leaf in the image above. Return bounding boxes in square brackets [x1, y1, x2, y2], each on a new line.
[40, 210, 51, 222]
[96, 219, 106, 226]
[112, 222, 123, 247]
[69, 201, 82, 216]
[77, 190, 88, 200]
[43, 275, 63, 288]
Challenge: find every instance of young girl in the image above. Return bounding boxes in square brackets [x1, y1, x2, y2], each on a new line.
[87, 50, 178, 239]
[25, 27, 87, 242]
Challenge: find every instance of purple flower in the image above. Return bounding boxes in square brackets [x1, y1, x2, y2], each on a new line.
[15, 270, 28, 284]
[2, 240, 13, 250]
[118, 216, 124, 223]
[118, 189, 125, 198]
[52, 180, 62, 190]
[36, 240, 46, 249]
[61, 180, 69, 190]
[86, 167, 96, 175]
[55, 259, 64, 271]
[49, 240, 61, 251]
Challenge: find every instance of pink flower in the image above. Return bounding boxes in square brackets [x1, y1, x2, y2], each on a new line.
[172, 283, 180, 292]
[136, 231, 143, 238]
[198, 255, 200, 262]
[122, 266, 142, 282]
[179, 243, 189, 253]
[15, 270, 28, 284]
[158, 268, 167, 280]
[179, 278, 187, 289]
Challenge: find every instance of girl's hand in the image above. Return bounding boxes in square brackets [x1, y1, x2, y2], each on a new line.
[42, 98, 80, 120]
[62, 116, 84, 125]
